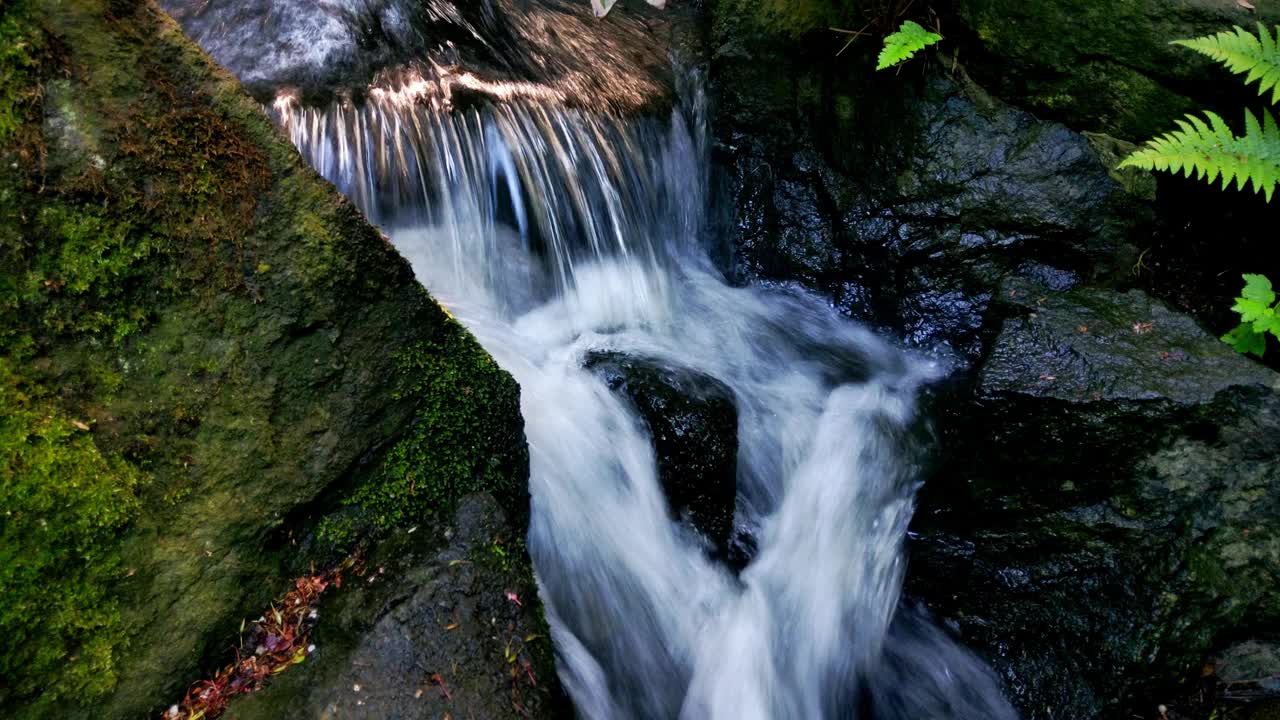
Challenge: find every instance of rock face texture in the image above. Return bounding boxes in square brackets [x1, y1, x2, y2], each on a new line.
[0, 1, 533, 718]
[914, 281, 1280, 716]
[224, 494, 566, 720]
[708, 0, 1280, 716]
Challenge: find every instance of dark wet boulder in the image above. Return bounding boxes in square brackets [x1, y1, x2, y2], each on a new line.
[223, 494, 566, 720]
[584, 352, 738, 551]
[909, 280, 1280, 718]
[718, 60, 1148, 365]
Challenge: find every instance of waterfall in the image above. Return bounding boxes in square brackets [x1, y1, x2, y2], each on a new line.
[261, 44, 1017, 720]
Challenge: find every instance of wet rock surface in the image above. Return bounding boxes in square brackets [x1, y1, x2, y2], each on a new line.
[911, 283, 1280, 717]
[716, 37, 1148, 366]
[159, 0, 687, 111]
[224, 494, 566, 720]
[585, 351, 739, 552]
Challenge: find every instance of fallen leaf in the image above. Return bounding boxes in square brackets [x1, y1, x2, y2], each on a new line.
[505, 591, 522, 607]
[1238, 0, 1256, 10]
[71, 420, 90, 431]
[429, 673, 452, 700]
[445, 622, 459, 631]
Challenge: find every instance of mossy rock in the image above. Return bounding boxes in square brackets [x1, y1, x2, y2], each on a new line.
[950, 0, 1280, 139]
[0, 0, 529, 717]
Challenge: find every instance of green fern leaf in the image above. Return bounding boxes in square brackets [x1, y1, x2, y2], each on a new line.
[1119, 108, 1280, 201]
[877, 21, 943, 71]
[1174, 24, 1280, 104]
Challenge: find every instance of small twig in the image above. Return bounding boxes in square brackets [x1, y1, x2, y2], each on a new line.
[830, 23, 874, 56]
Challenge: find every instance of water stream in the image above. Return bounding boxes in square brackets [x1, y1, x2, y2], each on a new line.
[247, 17, 1020, 716]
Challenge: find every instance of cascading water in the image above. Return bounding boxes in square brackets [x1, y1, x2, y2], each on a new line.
[243, 15, 1020, 716]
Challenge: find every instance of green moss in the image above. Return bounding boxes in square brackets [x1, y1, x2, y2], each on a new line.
[0, 1, 530, 716]
[0, 1, 39, 145]
[331, 322, 525, 547]
[0, 358, 142, 709]
[714, 0, 854, 41]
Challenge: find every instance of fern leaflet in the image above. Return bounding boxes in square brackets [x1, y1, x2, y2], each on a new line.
[1173, 24, 1280, 104]
[1119, 108, 1280, 201]
[877, 21, 942, 71]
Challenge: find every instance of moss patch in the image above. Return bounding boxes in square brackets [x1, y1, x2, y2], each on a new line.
[0, 357, 141, 709]
[319, 323, 527, 551]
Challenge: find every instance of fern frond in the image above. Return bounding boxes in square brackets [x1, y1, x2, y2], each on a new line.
[877, 21, 943, 71]
[1119, 108, 1280, 201]
[1173, 24, 1280, 104]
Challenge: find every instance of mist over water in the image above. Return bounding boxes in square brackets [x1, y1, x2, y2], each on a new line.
[269, 49, 1018, 720]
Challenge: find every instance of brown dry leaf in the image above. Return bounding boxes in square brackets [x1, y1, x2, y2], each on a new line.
[71, 420, 90, 431]
[1238, 0, 1256, 10]
[445, 622, 459, 631]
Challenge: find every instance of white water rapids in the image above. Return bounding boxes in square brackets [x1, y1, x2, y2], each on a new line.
[275, 72, 1018, 720]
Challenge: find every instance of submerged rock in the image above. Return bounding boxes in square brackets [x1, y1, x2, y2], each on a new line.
[584, 351, 739, 552]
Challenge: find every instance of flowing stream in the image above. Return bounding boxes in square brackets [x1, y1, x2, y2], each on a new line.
[265, 45, 1018, 720]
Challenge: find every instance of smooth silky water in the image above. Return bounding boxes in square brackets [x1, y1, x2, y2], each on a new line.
[269, 62, 1018, 720]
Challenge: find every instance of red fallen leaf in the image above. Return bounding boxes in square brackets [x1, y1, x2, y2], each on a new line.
[505, 591, 522, 607]
[429, 673, 453, 700]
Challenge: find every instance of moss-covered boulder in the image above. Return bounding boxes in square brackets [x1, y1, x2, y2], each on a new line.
[948, 0, 1280, 139]
[0, 1, 529, 717]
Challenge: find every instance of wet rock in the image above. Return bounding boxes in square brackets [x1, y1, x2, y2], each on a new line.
[910, 283, 1280, 718]
[717, 59, 1147, 365]
[584, 351, 738, 551]
[1216, 641, 1280, 704]
[160, 0, 683, 111]
[224, 494, 566, 720]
